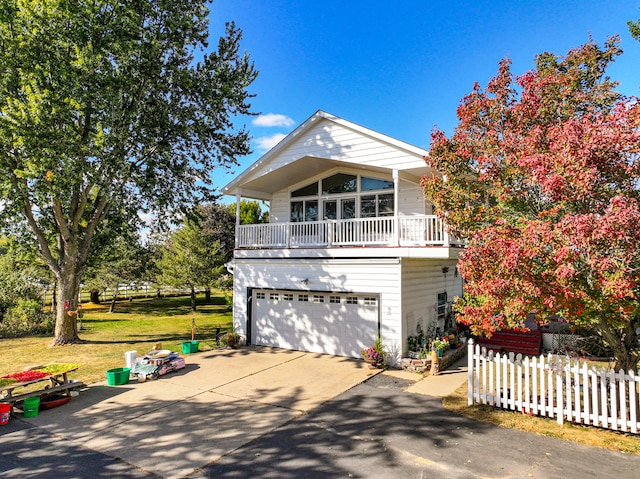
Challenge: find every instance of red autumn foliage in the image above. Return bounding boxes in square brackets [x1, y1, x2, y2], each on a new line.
[423, 37, 640, 371]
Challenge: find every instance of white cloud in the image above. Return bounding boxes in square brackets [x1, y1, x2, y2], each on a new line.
[254, 133, 287, 151]
[252, 113, 294, 128]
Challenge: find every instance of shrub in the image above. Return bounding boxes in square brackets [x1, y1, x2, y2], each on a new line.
[0, 299, 54, 338]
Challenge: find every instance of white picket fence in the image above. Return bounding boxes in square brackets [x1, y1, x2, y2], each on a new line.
[467, 338, 640, 434]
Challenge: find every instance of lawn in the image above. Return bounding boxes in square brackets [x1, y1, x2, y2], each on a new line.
[3, 297, 638, 455]
[443, 378, 640, 455]
[0, 294, 232, 386]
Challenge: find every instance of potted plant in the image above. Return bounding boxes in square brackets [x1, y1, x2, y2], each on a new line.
[431, 337, 450, 357]
[361, 336, 385, 368]
[225, 332, 243, 349]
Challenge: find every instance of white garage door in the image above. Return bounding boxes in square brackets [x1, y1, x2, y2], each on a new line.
[252, 290, 379, 358]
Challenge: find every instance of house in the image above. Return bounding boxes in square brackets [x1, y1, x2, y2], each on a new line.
[222, 110, 464, 366]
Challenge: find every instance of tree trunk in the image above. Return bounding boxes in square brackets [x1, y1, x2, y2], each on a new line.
[190, 285, 196, 312]
[51, 283, 57, 312]
[204, 287, 211, 304]
[90, 290, 100, 304]
[597, 316, 640, 372]
[51, 270, 81, 345]
[109, 294, 117, 313]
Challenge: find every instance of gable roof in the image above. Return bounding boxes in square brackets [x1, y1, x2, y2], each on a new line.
[222, 110, 434, 200]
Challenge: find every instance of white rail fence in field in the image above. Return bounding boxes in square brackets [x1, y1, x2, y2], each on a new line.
[467, 338, 640, 434]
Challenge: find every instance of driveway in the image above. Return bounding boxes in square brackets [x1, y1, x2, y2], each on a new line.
[0, 347, 377, 479]
[2, 347, 639, 479]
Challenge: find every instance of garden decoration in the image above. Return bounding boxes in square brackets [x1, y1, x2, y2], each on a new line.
[225, 332, 243, 348]
[361, 337, 385, 368]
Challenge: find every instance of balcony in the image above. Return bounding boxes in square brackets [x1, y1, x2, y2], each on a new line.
[236, 215, 459, 249]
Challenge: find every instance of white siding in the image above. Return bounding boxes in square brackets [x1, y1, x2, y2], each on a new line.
[247, 120, 425, 183]
[397, 180, 429, 216]
[400, 259, 463, 353]
[269, 190, 289, 223]
[232, 258, 403, 363]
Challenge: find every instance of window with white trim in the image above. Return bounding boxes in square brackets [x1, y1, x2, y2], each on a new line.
[436, 292, 447, 322]
[256, 292, 265, 299]
[290, 173, 395, 221]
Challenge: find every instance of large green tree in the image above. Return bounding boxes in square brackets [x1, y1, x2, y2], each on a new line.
[0, 1, 257, 344]
[229, 199, 268, 225]
[424, 38, 640, 370]
[156, 204, 232, 311]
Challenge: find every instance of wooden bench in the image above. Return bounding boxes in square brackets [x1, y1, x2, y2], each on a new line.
[0, 366, 85, 412]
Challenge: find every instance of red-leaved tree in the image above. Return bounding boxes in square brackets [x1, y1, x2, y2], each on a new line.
[423, 37, 640, 370]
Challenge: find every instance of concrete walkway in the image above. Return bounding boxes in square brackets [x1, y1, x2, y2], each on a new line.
[405, 354, 468, 397]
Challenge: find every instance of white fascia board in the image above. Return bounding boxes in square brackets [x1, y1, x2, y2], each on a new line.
[222, 110, 430, 196]
[222, 110, 328, 195]
[234, 247, 461, 260]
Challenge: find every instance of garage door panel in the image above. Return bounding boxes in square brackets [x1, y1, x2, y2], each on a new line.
[253, 291, 379, 359]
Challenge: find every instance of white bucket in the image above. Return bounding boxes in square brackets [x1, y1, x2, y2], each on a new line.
[125, 350, 137, 369]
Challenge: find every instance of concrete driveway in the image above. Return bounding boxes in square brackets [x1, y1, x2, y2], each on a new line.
[3, 349, 639, 479]
[1, 347, 377, 479]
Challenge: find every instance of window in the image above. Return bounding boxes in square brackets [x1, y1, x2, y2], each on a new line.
[313, 295, 325, 303]
[256, 292, 265, 299]
[292, 181, 318, 197]
[329, 295, 341, 304]
[361, 176, 393, 191]
[270, 293, 279, 300]
[291, 200, 319, 222]
[298, 294, 309, 302]
[283, 293, 293, 301]
[436, 292, 448, 322]
[346, 296, 358, 304]
[322, 173, 357, 194]
[363, 297, 377, 305]
[361, 193, 394, 217]
[290, 173, 396, 221]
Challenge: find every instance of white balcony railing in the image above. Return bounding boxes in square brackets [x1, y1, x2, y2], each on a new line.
[236, 215, 457, 248]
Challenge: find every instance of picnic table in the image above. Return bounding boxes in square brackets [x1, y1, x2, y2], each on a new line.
[0, 364, 85, 411]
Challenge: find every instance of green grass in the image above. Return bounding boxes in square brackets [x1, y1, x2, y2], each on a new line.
[4, 296, 637, 454]
[0, 294, 232, 386]
[443, 381, 640, 455]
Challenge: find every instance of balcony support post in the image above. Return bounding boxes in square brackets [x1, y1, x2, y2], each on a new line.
[393, 169, 400, 246]
[235, 191, 242, 248]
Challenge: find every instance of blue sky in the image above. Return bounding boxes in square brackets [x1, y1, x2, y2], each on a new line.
[208, 1, 640, 192]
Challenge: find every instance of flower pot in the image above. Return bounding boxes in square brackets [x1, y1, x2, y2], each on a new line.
[364, 358, 384, 368]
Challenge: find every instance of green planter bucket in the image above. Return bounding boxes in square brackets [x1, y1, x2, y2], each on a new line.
[182, 341, 199, 354]
[23, 397, 40, 418]
[106, 367, 131, 386]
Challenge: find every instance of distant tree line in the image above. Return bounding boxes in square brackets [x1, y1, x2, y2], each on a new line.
[0, 200, 266, 337]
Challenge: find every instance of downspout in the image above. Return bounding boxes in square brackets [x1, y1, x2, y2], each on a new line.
[393, 169, 399, 246]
